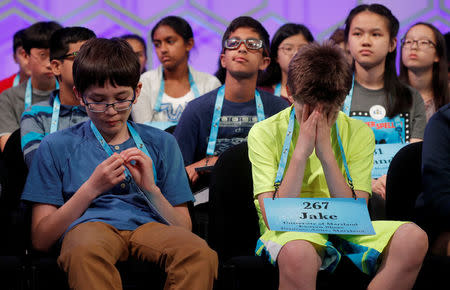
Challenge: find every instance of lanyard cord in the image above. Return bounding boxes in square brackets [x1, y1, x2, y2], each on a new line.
[50, 94, 61, 133]
[25, 78, 60, 110]
[206, 85, 265, 156]
[90, 121, 157, 182]
[154, 67, 200, 112]
[274, 82, 282, 97]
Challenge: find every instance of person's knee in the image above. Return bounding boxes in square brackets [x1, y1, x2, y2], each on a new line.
[278, 240, 321, 272]
[185, 238, 218, 271]
[394, 223, 428, 264]
[59, 240, 113, 269]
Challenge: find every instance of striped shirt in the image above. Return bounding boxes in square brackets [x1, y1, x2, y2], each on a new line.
[20, 90, 89, 168]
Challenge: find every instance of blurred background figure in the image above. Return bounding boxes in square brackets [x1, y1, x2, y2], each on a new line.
[259, 23, 314, 102]
[329, 27, 353, 66]
[121, 33, 148, 74]
[400, 22, 449, 121]
[0, 28, 31, 94]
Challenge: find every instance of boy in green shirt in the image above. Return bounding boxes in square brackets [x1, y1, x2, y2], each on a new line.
[248, 42, 428, 289]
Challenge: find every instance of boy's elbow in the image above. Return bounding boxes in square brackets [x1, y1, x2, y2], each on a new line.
[32, 238, 51, 253]
[31, 231, 54, 252]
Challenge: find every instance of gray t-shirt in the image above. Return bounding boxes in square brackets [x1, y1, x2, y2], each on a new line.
[349, 82, 426, 143]
[0, 80, 53, 136]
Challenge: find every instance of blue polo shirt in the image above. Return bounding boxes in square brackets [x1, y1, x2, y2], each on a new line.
[21, 121, 194, 236]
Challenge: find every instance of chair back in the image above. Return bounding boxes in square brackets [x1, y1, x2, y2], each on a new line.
[0, 128, 30, 255]
[208, 142, 260, 262]
[385, 142, 423, 220]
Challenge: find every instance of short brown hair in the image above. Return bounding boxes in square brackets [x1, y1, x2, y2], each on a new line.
[73, 38, 140, 96]
[287, 41, 352, 107]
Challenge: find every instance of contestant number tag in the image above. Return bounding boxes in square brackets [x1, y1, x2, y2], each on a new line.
[372, 143, 406, 179]
[264, 198, 375, 235]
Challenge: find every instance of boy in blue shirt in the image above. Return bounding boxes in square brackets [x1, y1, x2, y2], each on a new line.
[21, 38, 217, 290]
[174, 16, 288, 184]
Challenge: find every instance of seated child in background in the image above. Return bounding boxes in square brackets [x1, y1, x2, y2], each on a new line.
[132, 16, 221, 128]
[21, 26, 96, 168]
[0, 28, 31, 93]
[174, 16, 289, 184]
[258, 22, 314, 102]
[21, 37, 217, 290]
[0, 21, 62, 151]
[248, 41, 428, 289]
[343, 4, 426, 200]
[399, 22, 449, 121]
[121, 33, 148, 74]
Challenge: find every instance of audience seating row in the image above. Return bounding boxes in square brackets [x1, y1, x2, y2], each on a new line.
[1, 134, 449, 289]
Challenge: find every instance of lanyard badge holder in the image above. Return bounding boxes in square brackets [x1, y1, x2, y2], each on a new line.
[343, 75, 405, 143]
[272, 108, 356, 200]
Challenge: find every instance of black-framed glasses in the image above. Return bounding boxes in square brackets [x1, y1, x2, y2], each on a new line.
[278, 44, 307, 56]
[83, 93, 136, 113]
[401, 38, 435, 49]
[224, 38, 264, 50]
[58, 51, 79, 60]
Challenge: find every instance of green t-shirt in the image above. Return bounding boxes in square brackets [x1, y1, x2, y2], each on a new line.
[248, 106, 374, 199]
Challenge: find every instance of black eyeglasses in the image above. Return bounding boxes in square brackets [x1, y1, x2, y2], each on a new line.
[83, 93, 136, 113]
[58, 51, 79, 60]
[401, 38, 436, 49]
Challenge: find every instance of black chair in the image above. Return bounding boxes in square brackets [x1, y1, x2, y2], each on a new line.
[385, 142, 423, 221]
[0, 128, 30, 256]
[385, 141, 450, 290]
[164, 125, 176, 135]
[208, 142, 370, 290]
[0, 128, 31, 289]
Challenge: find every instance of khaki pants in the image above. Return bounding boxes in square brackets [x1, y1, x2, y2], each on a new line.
[57, 221, 218, 290]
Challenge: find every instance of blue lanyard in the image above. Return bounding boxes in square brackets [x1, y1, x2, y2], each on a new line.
[13, 74, 20, 87]
[273, 107, 356, 198]
[206, 85, 265, 156]
[342, 75, 355, 116]
[342, 75, 404, 143]
[90, 121, 157, 182]
[24, 78, 32, 110]
[24, 78, 60, 110]
[274, 82, 282, 97]
[154, 68, 200, 112]
[50, 94, 61, 133]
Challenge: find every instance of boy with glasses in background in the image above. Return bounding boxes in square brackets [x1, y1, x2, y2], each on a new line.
[174, 16, 288, 184]
[20, 27, 96, 168]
